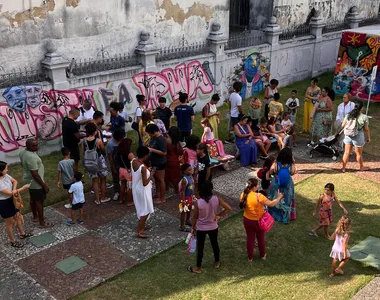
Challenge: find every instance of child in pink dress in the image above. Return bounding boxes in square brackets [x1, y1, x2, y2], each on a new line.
[329, 216, 351, 277]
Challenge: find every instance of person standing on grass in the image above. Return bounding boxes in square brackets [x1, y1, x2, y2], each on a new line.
[146, 124, 167, 204]
[165, 126, 183, 194]
[268, 93, 283, 120]
[188, 181, 231, 274]
[131, 146, 155, 239]
[229, 81, 244, 129]
[286, 90, 300, 125]
[57, 147, 75, 209]
[264, 79, 279, 120]
[66, 172, 85, 226]
[62, 107, 83, 173]
[108, 102, 125, 131]
[0, 161, 33, 248]
[20, 138, 53, 228]
[202, 94, 221, 139]
[329, 216, 351, 278]
[303, 78, 321, 133]
[310, 183, 348, 238]
[155, 97, 172, 131]
[240, 178, 283, 261]
[174, 92, 195, 142]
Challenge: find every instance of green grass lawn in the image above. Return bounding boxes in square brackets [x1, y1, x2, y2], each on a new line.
[6, 72, 380, 212]
[75, 172, 380, 300]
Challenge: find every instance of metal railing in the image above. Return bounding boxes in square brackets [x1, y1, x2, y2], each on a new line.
[359, 16, 380, 27]
[226, 30, 266, 50]
[0, 67, 48, 88]
[322, 22, 350, 34]
[279, 24, 312, 41]
[156, 41, 210, 62]
[68, 53, 140, 77]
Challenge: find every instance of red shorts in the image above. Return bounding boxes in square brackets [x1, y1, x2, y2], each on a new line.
[180, 195, 194, 211]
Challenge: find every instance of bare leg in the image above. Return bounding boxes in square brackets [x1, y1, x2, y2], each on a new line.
[127, 186, 133, 206]
[92, 178, 99, 202]
[312, 224, 324, 236]
[73, 161, 79, 173]
[70, 209, 75, 223]
[154, 170, 166, 203]
[36, 200, 45, 226]
[79, 208, 84, 221]
[119, 181, 126, 203]
[330, 258, 338, 277]
[137, 215, 148, 236]
[342, 144, 353, 172]
[30, 198, 38, 220]
[264, 139, 271, 152]
[180, 212, 185, 228]
[336, 258, 349, 273]
[256, 141, 268, 156]
[5, 218, 15, 242]
[100, 177, 106, 200]
[354, 146, 365, 170]
[323, 225, 330, 238]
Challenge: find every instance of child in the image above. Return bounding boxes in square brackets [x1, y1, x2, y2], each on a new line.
[285, 90, 300, 124]
[257, 156, 275, 195]
[311, 183, 348, 238]
[248, 97, 262, 126]
[179, 164, 194, 231]
[197, 143, 211, 186]
[267, 117, 286, 149]
[66, 172, 85, 226]
[183, 134, 200, 173]
[200, 118, 215, 144]
[251, 117, 271, 159]
[174, 92, 195, 142]
[268, 93, 283, 120]
[329, 216, 351, 278]
[155, 97, 172, 131]
[57, 147, 75, 209]
[281, 112, 297, 147]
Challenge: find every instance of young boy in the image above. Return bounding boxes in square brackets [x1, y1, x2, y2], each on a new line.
[281, 112, 297, 147]
[196, 143, 211, 186]
[179, 164, 194, 232]
[285, 90, 300, 124]
[108, 102, 125, 131]
[66, 172, 85, 226]
[57, 147, 75, 209]
[155, 97, 172, 131]
[248, 97, 262, 127]
[268, 92, 283, 120]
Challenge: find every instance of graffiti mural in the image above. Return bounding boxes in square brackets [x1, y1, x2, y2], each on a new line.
[132, 60, 214, 110]
[333, 31, 380, 102]
[228, 49, 271, 99]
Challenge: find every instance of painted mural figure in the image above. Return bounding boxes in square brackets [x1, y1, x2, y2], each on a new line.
[2, 86, 27, 112]
[25, 84, 42, 108]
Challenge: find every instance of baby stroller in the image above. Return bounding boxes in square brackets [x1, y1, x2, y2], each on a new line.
[309, 130, 343, 161]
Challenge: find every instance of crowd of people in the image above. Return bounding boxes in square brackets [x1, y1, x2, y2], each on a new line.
[0, 77, 371, 278]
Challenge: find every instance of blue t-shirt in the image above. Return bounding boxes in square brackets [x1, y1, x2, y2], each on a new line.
[110, 115, 125, 131]
[174, 105, 194, 132]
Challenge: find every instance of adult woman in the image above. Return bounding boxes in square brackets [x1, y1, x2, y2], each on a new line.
[267, 148, 296, 224]
[0, 161, 32, 248]
[234, 115, 258, 167]
[202, 94, 221, 139]
[165, 126, 183, 193]
[131, 146, 155, 238]
[310, 87, 333, 144]
[303, 78, 321, 133]
[146, 124, 167, 204]
[139, 110, 154, 146]
[240, 178, 283, 261]
[341, 101, 371, 172]
[83, 122, 110, 204]
[188, 181, 231, 273]
[134, 94, 147, 146]
[264, 79, 279, 120]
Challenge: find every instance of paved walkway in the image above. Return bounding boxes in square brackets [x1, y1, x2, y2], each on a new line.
[0, 142, 378, 300]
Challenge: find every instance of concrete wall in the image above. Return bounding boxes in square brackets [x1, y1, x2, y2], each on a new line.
[249, 0, 274, 30]
[0, 0, 229, 71]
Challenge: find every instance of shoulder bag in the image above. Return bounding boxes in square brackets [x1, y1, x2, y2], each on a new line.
[256, 193, 274, 232]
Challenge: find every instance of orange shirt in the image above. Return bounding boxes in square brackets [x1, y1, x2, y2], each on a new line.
[240, 192, 267, 220]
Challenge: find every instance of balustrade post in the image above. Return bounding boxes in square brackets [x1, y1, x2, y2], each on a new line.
[264, 16, 282, 51]
[309, 11, 325, 42]
[135, 31, 159, 72]
[347, 6, 362, 29]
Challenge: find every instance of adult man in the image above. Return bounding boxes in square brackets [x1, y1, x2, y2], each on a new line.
[229, 81, 244, 128]
[335, 93, 355, 151]
[62, 108, 83, 172]
[76, 97, 96, 130]
[108, 102, 125, 131]
[19, 139, 53, 228]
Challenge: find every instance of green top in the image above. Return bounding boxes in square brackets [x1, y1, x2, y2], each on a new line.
[19, 149, 45, 189]
[344, 113, 369, 130]
[248, 106, 261, 120]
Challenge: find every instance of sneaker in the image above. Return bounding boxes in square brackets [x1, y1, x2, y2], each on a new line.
[101, 197, 111, 203]
[66, 220, 75, 226]
[64, 203, 72, 209]
[76, 219, 84, 225]
[113, 192, 120, 201]
[106, 183, 113, 189]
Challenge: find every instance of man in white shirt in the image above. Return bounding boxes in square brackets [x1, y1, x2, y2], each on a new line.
[76, 97, 96, 131]
[335, 93, 355, 151]
[229, 81, 244, 128]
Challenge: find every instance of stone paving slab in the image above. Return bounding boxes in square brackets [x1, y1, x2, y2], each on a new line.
[352, 277, 380, 300]
[17, 232, 137, 300]
[0, 207, 88, 262]
[96, 208, 186, 262]
[350, 236, 380, 270]
[0, 252, 55, 300]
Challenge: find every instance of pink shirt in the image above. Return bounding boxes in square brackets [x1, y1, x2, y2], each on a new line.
[196, 195, 219, 231]
[203, 127, 214, 142]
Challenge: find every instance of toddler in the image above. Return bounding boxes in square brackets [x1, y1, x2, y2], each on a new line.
[281, 112, 297, 146]
[257, 156, 275, 195]
[66, 172, 85, 226]
[57, 147, 75, 209]
[311, 183, 348, 238]
[285, 90, 299, 124]
[179, 164, 194, 232]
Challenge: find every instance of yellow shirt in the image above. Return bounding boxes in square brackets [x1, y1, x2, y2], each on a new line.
[139, 120, 154, 146]
[268, 101, 283, 119]
[240, 192, 267, 220]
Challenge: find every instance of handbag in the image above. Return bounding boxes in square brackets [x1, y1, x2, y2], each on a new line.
[131, 121, 139, 131]
[187, 235, 197, 253]
[256, 193, 274, 232]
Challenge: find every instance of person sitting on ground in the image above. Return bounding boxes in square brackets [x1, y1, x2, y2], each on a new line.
[234, 115, 258, 167]
[57, 147, 75, 209]
[66, 172, 85, 226]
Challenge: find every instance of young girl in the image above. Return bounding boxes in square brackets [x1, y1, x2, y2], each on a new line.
[267, 117, 286, 149]
[183, 134, 200, 179]
[281, 112, 297, 147]
[311, 183, 348, 238]
[329, 216, 351, 277]
[179, 164, 194, 231]
[200, 118, 215, 144]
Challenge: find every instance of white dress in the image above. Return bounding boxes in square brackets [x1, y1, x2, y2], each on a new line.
[330, 231, 351, 261]
[131, 159, 154, 220]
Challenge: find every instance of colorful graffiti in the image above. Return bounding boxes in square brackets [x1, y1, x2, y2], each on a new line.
[228, 49, 270, 99]
[132, 60, 214, 110]
[333, 31, 380, 101]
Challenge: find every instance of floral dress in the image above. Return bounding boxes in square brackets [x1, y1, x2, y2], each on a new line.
[311, 101, 332, 138]
[319, 194, 335, 225]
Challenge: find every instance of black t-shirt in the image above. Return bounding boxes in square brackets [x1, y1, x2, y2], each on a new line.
[149, 135, 167, 166]
[62, 117, 79, 147]
[261, 168, 270, 190]
[156, 107, 172, 130]
[197, 155, 211, 185]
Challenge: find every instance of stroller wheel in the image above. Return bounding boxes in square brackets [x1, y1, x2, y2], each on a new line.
[332, 156, 337, 161]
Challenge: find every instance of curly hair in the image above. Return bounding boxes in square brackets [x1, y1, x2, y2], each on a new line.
[335, 215, 351, 236]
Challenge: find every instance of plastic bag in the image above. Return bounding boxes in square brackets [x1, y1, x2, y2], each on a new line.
[187, 235, 197, 253]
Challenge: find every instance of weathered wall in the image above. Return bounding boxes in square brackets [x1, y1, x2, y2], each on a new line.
[249, 0, 274, 30]
[274, 0, 380, 28]
[0, 0, 229, 71]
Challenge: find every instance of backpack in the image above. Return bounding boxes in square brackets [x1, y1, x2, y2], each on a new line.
[83, 138, 99, 173]
[344, 118, 358, 137]
[80, 106, 96, 116]
[277, 162, 291, 187]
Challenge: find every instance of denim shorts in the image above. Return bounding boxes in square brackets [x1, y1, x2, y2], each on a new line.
[343, 131, 365, 147]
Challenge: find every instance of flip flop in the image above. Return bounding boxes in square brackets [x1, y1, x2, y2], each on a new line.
[39, 222, 54, 229]
[187, 266, 201, 274]
[11, 241, 24, 248]
[215, 262, 221, 269]
[335, 268, 344, 275]
[308, 232, 318, 237]
[19, 232, 34, 239]
[136, 232, 148, 239]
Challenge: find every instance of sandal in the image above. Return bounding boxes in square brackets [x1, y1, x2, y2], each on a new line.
[31, 217, 39, 223]
[261, 254, 267, 260]
[39, 222, 54, 229]
[19, 232, 34, 239]
[187, 266, 201, 274]
[335, 268, 344, 275]
[11, 241, 24, 248]
[154, 199, 166, 204]
[136, 231, 148, 239]
[308, 231, 318, 238]
[94, 200, 101, 205]
[215, 262, 221, 269]
[126, 202, 135, 207]
[144, 225, 152, 231]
